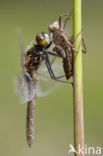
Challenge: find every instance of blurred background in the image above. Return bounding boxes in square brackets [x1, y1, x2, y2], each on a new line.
[0, 0, 103, 155]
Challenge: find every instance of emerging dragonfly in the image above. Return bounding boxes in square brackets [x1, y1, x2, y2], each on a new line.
[16, 31, 65, 147]
[48, 11, 87, 80]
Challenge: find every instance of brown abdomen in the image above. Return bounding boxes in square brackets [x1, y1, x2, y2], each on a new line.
[63, 50, 73, 79]
[26, 99, 35, 147]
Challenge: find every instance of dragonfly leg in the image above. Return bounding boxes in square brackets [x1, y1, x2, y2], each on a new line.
[72, 29, 87, 53]
[49, 44, 72, 66]
[47, 51, 60, 57]
[73, 29, 83, 47]
[58, 10, 72, 30]
[46, 47, 65, 67]
[52, 77, 73, 85]
[81, 37, 87, 53]
[64, 29, 85, 53]
[74, 35, 87, 54]
[45, 53, 73, 85]
[70, 33, 87, 54]
[46, 50, 61, 65]
[63, 37, 79, 53]
[50, 55, 57, 65]
[52, 75, 73, 85]
[63, 11, 73, 30]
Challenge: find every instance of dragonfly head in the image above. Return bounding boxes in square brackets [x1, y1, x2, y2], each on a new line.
[48, 21, 59, 33]
[36, 32, 50, 47]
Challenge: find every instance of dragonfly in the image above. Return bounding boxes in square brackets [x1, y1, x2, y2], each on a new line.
[15, 30, 65, 147]
[48, 11, 87, 80]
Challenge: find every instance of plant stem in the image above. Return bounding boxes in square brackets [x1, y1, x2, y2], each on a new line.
[73, 0, 84, 156]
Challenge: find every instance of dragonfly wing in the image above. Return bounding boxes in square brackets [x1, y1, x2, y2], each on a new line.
[15, 71, 36, 104]
[16, 30, 37, 103]
[36, 60, 64, 97]
[36, 75, 59, 97]
[16, 28, 26, 68]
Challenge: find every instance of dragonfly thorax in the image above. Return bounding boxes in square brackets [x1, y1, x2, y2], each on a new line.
[24, 45, 44, 72]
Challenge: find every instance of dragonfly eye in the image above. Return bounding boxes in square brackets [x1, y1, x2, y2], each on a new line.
[48, 21, 59, 32]
[36, 33, 44, 42]
[44, 33, 50, 44]
[36, 32, 50, 47]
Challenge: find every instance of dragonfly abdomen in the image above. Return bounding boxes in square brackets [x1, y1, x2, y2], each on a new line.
[26, 99, 35, 147]
[63, 50, 73, 79]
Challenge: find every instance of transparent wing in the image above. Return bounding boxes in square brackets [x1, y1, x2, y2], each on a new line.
[16, 28, 26, 68]
[15, 71, 37, 104]
[17, 28, 35, 68]
[16, 30, 37, 103]
[36, 59, 64, 97]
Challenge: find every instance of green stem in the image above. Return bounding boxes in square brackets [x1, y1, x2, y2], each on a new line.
[73, 0, 84, 156]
